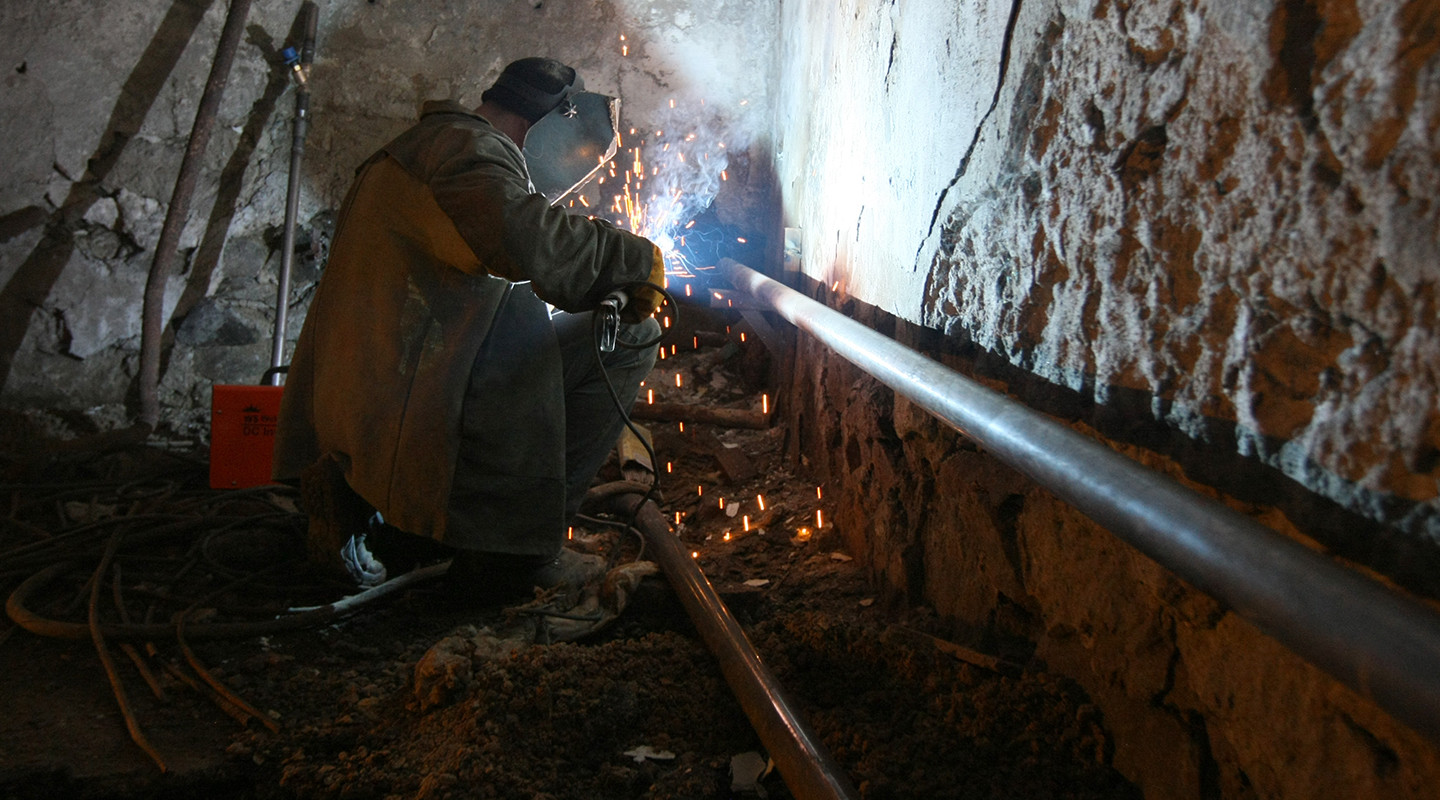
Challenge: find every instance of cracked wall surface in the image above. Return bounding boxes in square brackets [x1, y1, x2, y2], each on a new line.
[0, 0, 776, 435]
[775, 0, 1440, 797]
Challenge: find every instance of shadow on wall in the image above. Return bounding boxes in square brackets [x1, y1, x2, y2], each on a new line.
[130, 12, 315, 405]
[788, 278, 1440, 604]
[0, 0, 220, 397]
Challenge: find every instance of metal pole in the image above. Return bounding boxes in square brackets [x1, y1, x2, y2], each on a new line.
[270, 1, 318, 385]
[139, 0, 253, 427]
[626, 498, 860, 800]
[723, 258, 1440, 745]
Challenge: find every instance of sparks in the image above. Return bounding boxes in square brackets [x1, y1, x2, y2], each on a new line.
[817, 509, 824, 528]
[743, 515, 750, 532]
[697, 484, 703, 496]
[756, 494, 765, 511]
[666, 461, 673, 473]
[675, 373, 682, 387]
[762, 394, 769, 414]
[647, 388, 654, 404]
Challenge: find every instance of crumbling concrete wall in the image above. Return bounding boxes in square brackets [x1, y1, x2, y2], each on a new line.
[776, 0, 1440, 797]
[0, 0, 774, 436]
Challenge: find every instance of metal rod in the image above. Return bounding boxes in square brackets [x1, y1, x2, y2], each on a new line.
[270, 1, 318, 384]
[139, 0, 253, 427]
[627, 497, 859, 800]
[722, 258, 1440, 745]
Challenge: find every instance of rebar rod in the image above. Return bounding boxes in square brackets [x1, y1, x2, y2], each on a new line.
[626, 497, 859, 800]
[723, 258, 1440, 745]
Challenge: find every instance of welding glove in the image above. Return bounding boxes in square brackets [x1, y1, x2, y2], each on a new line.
[620, 245, 667, 323]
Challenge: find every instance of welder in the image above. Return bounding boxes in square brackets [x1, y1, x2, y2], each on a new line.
[272, 57, 665, 600]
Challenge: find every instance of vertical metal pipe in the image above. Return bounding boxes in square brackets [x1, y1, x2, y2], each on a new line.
[139, 0, 253, 427]
[627, 499, 859, 800]
[270, 2, 318, 384]
[723, 259, 1440, 745]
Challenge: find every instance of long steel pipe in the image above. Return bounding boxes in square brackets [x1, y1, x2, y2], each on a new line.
[723, 259, 1440, 744]
[626, 497, 859, 800]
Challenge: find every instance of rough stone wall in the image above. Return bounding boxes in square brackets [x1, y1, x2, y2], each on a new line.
[0, 0, 775, 435]
[918, 0, 1440, 544]
[786, 304, 1440, 799]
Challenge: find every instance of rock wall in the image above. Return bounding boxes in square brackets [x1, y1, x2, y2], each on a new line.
[0, 0, 775, 435]
[777, 0, 1439, 555]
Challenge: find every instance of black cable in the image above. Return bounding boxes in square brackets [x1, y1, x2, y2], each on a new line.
[589, 281, 677, 549]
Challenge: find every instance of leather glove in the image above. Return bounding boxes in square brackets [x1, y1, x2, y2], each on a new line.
[621, 245, 667, 322]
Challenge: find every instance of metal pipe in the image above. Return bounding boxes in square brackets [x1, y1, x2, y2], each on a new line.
[723, 258, 1440, 744]
[139, 0, 253, 427]
[626, 497, 859, 800]
[270, 1, 319, 384]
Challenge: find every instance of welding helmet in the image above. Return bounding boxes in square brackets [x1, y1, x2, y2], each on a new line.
[482, 58, 620, 204]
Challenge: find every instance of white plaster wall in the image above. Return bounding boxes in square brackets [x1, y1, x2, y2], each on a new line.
[775, 0, 1015, 318]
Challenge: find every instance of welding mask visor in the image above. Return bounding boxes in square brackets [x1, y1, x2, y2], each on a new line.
[523, 90, 621, 204]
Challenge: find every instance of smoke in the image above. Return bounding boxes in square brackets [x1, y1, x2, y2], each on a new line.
[598, 100, 756, 275]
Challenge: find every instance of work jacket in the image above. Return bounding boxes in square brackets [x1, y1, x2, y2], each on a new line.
[273, 100, 656, 548]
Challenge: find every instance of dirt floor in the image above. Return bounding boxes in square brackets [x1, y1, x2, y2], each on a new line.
[0, 302, 1138, 799]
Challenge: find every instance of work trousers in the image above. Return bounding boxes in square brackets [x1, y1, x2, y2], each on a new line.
[445, 284, 659, 557]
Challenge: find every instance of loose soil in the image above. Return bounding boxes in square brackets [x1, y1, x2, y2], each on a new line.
[0, 305, 1137, 799]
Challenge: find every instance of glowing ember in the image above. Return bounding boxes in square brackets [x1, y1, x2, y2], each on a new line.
[796, 527, 812, 542]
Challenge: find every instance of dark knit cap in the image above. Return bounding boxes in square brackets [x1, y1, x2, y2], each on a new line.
[481, 57, 582, 123]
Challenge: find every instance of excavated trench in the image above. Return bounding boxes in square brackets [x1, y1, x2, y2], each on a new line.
[0, 298, 1138, 800]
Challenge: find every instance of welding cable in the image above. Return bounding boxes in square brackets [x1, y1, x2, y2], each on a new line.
[589, 281, 677, 536]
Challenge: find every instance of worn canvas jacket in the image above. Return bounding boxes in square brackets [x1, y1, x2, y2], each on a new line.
[273, 101, 655, 546]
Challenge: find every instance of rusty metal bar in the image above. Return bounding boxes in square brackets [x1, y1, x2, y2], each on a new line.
[722, 258, 1440, 744]
[627, 498, 859, 800]
[139, 0, 254, 426]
